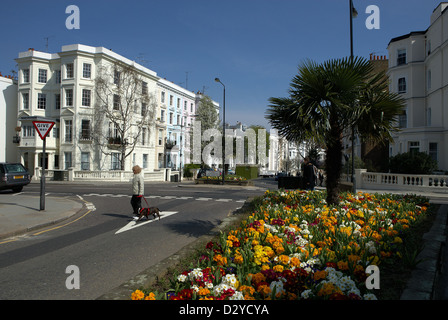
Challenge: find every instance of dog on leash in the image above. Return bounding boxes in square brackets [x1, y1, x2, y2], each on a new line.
[136, 207, 161, 221]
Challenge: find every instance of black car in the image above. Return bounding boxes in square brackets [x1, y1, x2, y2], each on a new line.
[0, 163, 31, 192]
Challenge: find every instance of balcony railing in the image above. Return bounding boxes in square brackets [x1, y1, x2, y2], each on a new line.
[165, 140, 177, 149]
[79, 130, 93, 142]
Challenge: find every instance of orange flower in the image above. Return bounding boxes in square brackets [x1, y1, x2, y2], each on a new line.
[273, 265, 284, 273]
[313, 270, 328, 281]
[144, 292, 156, 300]
[290, 257, 301, 267]
[257, 284, 271, 296]
[234, 254, 244, 264]
[250, 272, 266, 284]
[198, 287, 211, 296]
[131, 290, 145, 300]
[337, 261, 349, 271]
[213, 254, 227, 266]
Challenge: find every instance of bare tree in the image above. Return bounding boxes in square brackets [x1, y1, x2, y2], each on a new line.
[93, 61, 156, 170]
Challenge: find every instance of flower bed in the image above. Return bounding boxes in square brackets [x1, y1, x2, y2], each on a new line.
[195, 175, 250, 185]
[132, 190, 431, 300]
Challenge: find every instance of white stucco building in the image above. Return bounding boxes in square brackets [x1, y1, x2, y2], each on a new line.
[15, 44, 160, 173]
[388, 2, 448, 170]
[12, 44, 220, 177]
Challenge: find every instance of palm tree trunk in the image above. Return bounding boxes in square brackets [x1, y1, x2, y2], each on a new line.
[325, 117, 343, 205]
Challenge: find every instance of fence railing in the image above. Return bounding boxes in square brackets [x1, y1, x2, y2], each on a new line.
[33, 168, 170, 182]
[354, 169, 448, 193]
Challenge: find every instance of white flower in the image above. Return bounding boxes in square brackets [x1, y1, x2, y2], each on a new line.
[191, 285, 200, 293]
[338, 276, 356, 292]
[301, 289, 313, 299]
[229, 291, 244, 300]
[213, 283, 230, 296]
[270, 281, 285, 296]
[347, 287, 361, 297]
[177, 274, 187, 282]
[223, 274, 238, 288]
[188, 268, 203, 280]
[363, 293, 378, 300]
[366, 241, 377, 254]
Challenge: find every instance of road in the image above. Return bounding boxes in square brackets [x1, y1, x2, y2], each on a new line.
[0, 179, 276, 300]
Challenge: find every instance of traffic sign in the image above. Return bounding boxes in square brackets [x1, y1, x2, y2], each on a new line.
[32, 121, 55, 140]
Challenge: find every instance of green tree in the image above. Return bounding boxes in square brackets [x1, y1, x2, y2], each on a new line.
[266, 57, 404, 204]
[195, 95, 220, 133]
[194, 95, 220, 166]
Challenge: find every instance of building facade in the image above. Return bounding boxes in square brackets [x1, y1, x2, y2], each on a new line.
[156, 78, 197, 171]
[13, 44, 219, 176]
[0, 74, 18, 163]
[387, 3, 448, 170]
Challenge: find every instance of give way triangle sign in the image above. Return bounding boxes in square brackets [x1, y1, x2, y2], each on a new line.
[32, 121, 55, 140]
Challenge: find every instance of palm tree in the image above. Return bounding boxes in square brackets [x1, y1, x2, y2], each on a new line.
[266, 56, 404, 205]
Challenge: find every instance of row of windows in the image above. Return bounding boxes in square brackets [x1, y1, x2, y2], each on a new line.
[23, 63, 92, 84]
[160, 91, 194, 112]
[395, 69, 432, 94]
[393, 141, 438, 162]
[23, 119, 152, 147]
[21, 89, 92, 110]
[397, 107, 433, 129]
[37, 151, 141, 171]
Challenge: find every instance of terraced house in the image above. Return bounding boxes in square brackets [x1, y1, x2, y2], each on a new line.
[14, 44, 219, 179]
[387, 3, 448, 170]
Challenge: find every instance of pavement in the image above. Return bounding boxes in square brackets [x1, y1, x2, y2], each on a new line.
[0, 191, 86, 242]
[0, 181, 447, 300]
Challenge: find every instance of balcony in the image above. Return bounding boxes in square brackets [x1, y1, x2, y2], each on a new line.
[107, 136, 124, 149]
[79, 130, 93, 143]
[165, 139, 177, 149]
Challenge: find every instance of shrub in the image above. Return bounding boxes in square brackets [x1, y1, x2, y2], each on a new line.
[389, 151, 437, 174]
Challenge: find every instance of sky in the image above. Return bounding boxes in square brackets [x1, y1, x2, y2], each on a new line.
[0, 0, 443, 129]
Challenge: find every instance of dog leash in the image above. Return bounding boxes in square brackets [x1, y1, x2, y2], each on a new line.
[139, 195, 150, 212]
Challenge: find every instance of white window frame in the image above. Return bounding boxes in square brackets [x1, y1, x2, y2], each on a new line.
[38, 69, 47, 83]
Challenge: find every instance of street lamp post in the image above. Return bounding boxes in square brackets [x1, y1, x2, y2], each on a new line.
[215, 77, 226, 185]
[350, 0, 358, 193]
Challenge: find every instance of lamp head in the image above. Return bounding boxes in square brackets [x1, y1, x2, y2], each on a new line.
[351, 1, 358, 18]
[215, 78, 220, 83]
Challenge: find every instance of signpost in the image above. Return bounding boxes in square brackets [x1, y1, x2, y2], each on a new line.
[17, 117, 55, 211]
[32, 120, 55, 211]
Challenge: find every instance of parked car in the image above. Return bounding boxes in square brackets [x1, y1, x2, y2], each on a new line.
[0, 163, 31, 192]
[275, 171, 287, 181]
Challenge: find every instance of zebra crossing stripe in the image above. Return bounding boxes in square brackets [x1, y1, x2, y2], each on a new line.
[82, 193, 245, 203]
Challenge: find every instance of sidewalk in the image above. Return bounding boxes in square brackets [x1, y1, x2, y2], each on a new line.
[0, 192, 85, 241]
[0, 183, 447, 299]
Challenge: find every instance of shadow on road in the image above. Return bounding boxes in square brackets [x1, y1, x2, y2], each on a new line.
[164, 219, 218, 238]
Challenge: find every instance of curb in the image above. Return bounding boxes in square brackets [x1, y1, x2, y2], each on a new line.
[400, 204, 448, 300]
[96, 197, 255, 300]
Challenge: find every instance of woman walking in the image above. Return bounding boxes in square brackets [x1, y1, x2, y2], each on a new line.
[131, 165, 145, 216]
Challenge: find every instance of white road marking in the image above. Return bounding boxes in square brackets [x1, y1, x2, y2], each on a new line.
[115, 211, 179, 234]
[82, 193, 245, 203]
